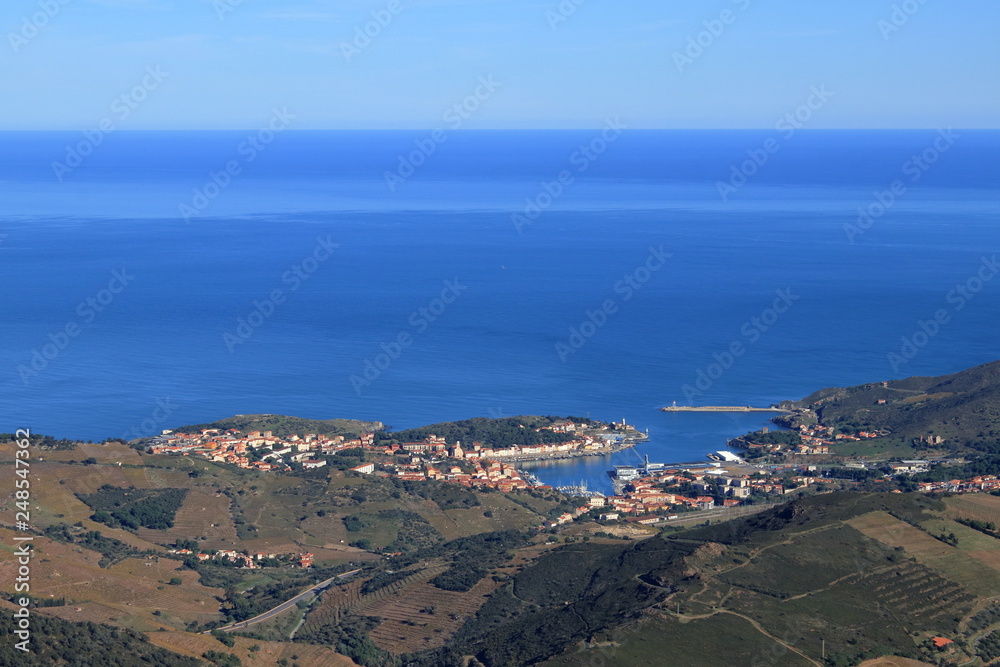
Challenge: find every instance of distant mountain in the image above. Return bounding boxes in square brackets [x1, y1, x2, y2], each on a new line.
[776, 359, 1000, 453]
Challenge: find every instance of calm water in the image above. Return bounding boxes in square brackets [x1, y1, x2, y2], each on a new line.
[2, 130, 998, 492]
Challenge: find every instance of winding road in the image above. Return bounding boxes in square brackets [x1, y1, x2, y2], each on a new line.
[211, 569, 361, 633]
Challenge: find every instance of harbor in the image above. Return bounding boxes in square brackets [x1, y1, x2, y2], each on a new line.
[517, 409, 776, 495]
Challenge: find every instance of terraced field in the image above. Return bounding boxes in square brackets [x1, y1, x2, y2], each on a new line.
[138, 488, 239, 547]
[849, 510, 1000, 595]
[366, 574, 502, 653]
[860, 561, 976, 632]
[299, 563, 500, 654]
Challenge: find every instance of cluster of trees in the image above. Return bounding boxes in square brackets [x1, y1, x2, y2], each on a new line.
[431, 530, 527, 592]
[202, 650, 243, 667]
[0, 432, 78, 450]
[398, 479, 481, 510]
[339, 510, 443, 553]
[295, 615, 392, 667]
[342, 515, 365, 532]
[736, 430, 803, 448]
[977, 631, 1000, 662]
[909, 455, 1000, 483]
[42, 523, 150, 568]
[375, 416, 579, 449]
[382, 510, 444, 552]
[78, 485, 188, 531]
[0, 614, 201, 666]
[956, 517, 999, 538]
[361, 569, 415, 595]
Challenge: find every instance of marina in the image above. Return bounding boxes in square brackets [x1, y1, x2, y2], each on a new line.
[606, 453, 730, 494]
[516, 409, 777, 495]
[553, 480, 606, 498]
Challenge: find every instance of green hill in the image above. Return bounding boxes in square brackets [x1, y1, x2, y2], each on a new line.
[405, 492, 1000, 666]
[775, 359, 1000, 454]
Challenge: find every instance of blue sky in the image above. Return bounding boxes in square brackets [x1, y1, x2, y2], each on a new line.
[2, 0, 998, 129]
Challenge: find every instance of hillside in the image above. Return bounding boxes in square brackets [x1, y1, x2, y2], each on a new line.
[0, 610, 202, 666]
[409, 492, 1000, 667]
[8, 408, 1000, 666]
[774, 359, 1000, 455]
[0, 436, 573, 665]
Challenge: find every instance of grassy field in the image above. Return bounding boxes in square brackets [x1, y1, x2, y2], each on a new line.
[146, 629, 359, 666]
[832, 439, 919, 459]
[849, 510, 1000, 595]
[857, 658, 935, 667]
[541, 612, 816, 667]
[945, 493, 1000, 525]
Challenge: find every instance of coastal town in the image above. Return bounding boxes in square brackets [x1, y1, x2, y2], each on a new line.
[142, 416, 1000, 543]
[729, 422, 891, 458]
[144, 418, 645, 494]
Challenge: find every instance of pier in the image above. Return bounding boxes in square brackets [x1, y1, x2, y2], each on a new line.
[661, 405, 790, 413]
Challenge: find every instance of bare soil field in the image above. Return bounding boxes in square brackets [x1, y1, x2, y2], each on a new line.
[946, 493, 1000, 525]
[849, 511, 1000, 595]
[0, 529, 224, 631]
[857, 658, 935, 667]
[138, 488, 239, 547]
[148, 630, 359, 666]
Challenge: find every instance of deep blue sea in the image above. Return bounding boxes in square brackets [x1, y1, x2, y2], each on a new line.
[2, 130, 998, 493]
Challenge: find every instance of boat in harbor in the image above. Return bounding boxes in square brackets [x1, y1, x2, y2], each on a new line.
[519, 470, 544, 487]
[555, 480, 606, 498]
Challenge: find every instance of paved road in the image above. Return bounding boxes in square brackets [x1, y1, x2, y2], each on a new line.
[211, 568, 361, 633]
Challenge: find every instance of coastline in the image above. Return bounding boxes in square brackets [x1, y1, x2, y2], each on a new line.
[496, 441, 637, 463]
